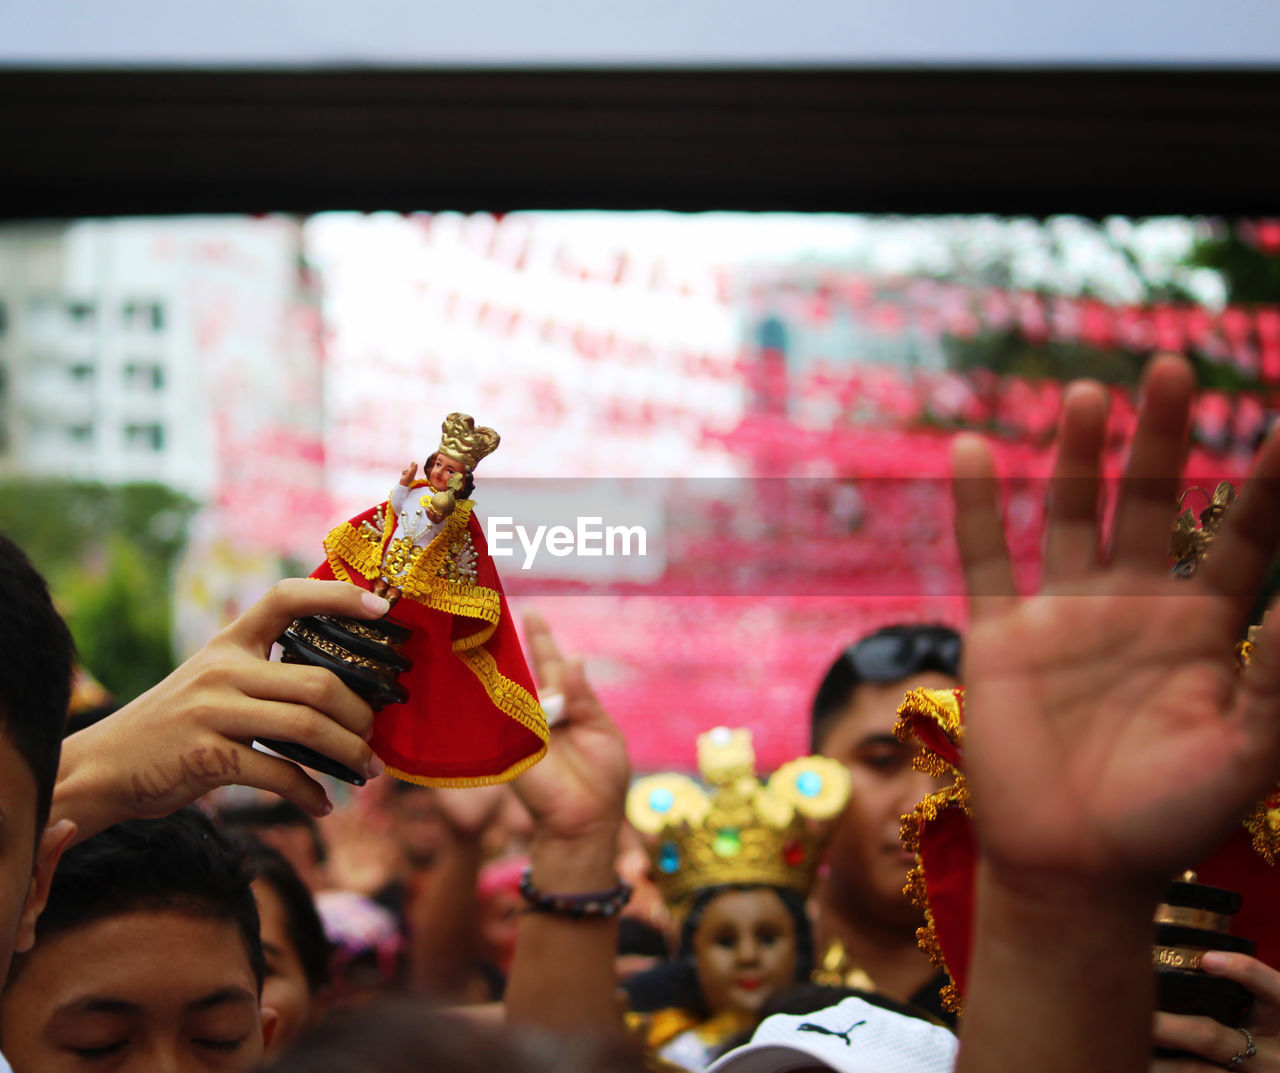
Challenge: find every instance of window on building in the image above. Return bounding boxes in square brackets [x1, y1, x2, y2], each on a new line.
[68, 422, 93, 443]
[125, 422, 164, 451]
[124, 362, 164, 390]
[122, 301, 165, 332]
[69, 363, 94, 383]
[66, 301, 95, 327]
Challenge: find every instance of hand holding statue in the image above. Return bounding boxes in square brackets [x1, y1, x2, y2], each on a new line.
[53, 580, 389, 844]
[1152, 952, 1280, 1072]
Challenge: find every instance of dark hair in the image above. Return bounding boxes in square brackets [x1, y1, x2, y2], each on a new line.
[236, 836, 332, 994]
[263, 998, 648, 1073]
[810, 624, 961, 751]
[0, 535, 75, 831]
[13, 808, 264, 991]
[673, 884, 814, 1020]
[423, 453, 476, 499]
[219, 798, 328, 865]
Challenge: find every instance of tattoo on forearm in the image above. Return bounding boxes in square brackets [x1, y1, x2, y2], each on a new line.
[131, 746, 243, 804]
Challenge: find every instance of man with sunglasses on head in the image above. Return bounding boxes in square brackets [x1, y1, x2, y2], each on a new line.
[809, 625, 961, 1025]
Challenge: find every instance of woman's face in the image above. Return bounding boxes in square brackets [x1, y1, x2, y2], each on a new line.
[691, 888, 797, 1020]
[253, 880, 319, 1056]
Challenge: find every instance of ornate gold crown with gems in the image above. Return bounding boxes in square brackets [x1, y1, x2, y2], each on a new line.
[437, 412, 500, 471]
[626, 727, 851, 909]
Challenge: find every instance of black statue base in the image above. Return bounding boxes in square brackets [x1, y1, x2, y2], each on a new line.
[260, 613, 412, 785]
[1153, 876, 1255, 1058]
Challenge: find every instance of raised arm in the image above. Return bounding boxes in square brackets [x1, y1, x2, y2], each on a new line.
[53, 579, 389, 843]
[952, 355, 1280, 1073]
[404, 784, 506, 999]
[503, 611, 631, 1034]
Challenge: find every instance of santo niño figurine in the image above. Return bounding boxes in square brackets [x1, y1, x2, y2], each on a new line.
[271, 413, 548, 787]
[624, 728, 852, 1072]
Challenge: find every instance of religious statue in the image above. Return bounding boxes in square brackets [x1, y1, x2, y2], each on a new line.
[624, 728, 851, 1072]
[270, 413, 548, 788]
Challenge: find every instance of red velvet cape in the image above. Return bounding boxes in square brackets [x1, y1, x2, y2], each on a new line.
[312, 491, 548, 786]
[895, 687, 1280, 1014]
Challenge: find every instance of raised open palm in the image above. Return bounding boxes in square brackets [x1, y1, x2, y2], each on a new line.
[954, 355, 1280, 890]
[512, 611, 630, 846]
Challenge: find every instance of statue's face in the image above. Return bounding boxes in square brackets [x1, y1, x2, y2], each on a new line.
[427, 454, 466, 492]
[692, 887, 797, 1019]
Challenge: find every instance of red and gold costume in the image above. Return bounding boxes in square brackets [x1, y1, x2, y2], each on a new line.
[896, 682, 1280, 1015]
[898, 486, 1280, 1013]
[312, 415, 548, 787]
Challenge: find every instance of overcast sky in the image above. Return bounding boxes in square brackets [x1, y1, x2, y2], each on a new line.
[3, 0, 1279, 67]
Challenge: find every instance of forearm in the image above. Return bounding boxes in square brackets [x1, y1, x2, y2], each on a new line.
[406, 835, 485, 998]
[959, 862, 1160, 1073]
[504, 829, 623, 1034]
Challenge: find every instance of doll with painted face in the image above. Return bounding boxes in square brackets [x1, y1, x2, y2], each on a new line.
[625, 729, 851, 1072]
[307, 413, 548, 788]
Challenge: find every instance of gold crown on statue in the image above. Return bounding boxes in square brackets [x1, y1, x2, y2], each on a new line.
[436, 412, 501, 471]
[626, 727, 851, 909]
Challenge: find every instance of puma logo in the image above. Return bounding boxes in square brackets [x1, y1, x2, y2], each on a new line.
[796, 1019, 867, 1046]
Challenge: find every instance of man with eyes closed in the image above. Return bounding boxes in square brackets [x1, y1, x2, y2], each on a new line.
[808, 625, 961, 1025]
[0, 809, 277, 1073]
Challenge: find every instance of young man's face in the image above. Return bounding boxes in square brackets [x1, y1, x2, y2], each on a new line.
[818, 672, 958, 929]
[0, 735, 65, 990]
[0, 909, 273, 1073]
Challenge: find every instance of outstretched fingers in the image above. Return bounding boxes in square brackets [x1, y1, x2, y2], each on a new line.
[1109, 354, 1195, 572]
[1043, 380, 1109, 585]
[952, 434, 1018, 619]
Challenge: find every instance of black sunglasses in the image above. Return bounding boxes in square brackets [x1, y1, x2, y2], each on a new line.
[843, 629, 961, 683]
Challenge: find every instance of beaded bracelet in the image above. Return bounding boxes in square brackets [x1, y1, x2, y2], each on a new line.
[519, 867, 633, 919]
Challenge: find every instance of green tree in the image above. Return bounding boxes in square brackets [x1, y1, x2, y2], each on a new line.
[58, 535, 176, 702]
[0, 480, 195, 702]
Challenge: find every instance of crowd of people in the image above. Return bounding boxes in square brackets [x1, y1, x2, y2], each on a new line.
[1, 354, 1279, 1072]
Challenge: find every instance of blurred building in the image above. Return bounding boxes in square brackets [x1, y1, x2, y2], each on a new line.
[0, 217, 329, 557]
[0, 221, 209, 489]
